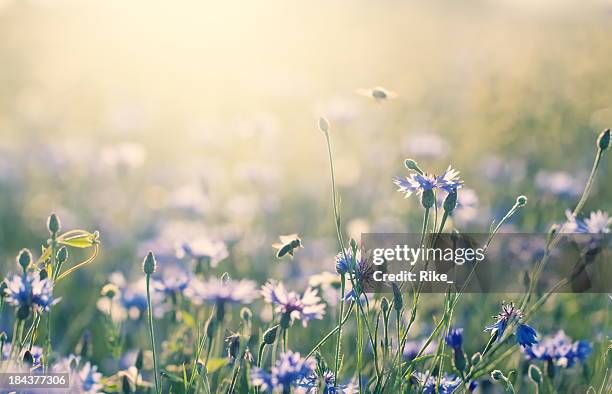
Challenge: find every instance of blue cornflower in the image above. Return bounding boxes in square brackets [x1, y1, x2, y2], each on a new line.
[152, 264, 191, 296]
[3, 272, 59, 313]
[412, 371, 461, 394]
[96, 272, 166, 321]
[250, 351, 316, 393]
[335, 248, 362, 275]
[187, 277, 258, 305]
[468, 381, 478, 392]
[516, 324, 538, 347]
[53, 355, 103, 394]
[1, 343, 43, 371]
[523, 330, 592, 368]
[261, 281, 325, 327]
[484, 303, 538, 347]
[298, 370, 346, 393]
[175, 237, 229, 268]
[445, 328, 463, 351]
[561, 210, 611, 234]
[394, 165, 463, 198]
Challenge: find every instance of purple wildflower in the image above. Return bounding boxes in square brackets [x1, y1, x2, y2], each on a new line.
[250, 351, 315, 393]
[484, 303, 538, 347]
[261, 281, 325, 327]
[523, 330, 592, 367]
[394, 165, 463, 198]
[3, 272, 59, 313]
[412, 371, 461, 394]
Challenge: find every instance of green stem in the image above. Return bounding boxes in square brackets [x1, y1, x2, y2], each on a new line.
[334, 275, 346, 385]
[145, 274, 160, 394]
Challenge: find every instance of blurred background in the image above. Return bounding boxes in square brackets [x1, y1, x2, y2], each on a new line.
[0, 0, 610, 380]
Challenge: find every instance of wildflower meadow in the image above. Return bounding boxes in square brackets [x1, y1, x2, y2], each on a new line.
[0, 2, 611, 393]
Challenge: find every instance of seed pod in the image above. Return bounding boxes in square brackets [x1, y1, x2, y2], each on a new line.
[142, 251, 157, 275]
[263, 325, 279, 345]
[597, 128, 611, 151]
[47, 213, 61, 235]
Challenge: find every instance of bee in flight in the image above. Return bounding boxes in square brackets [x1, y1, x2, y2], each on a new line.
[272, 234, 302, 259]
[355, 86, 398, 102]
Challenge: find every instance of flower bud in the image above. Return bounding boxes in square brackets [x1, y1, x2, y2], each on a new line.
[101, 283, 118, 299]
[23, 350, 34, 366]
[263, 325, 279, 345]
[597, 128, 610, 151]
[142, 251, 157, 275]
[39, 269, 48, 281]
[56, 246, 68, 264]
[421, 189, 435, 209]
[471, 352, 481, 366]
[516, 195, 528, 207]
[17, 249, 32, 272]
[121, 375, 132, 394]
[318, 117, 330, 134]
[404, 159, 424, 174]
[391, 283, 403, 311]
[528, 364, 542, 385]
[240, 307, 252, 323]
[226, 334, 240, 359]
[135, 349, 144, 370]
[443, 190, 458, 213]
[47, 213, 61, 235]
[380, 297, 389, 313]
[0, 331, 7, 343]
[491, 370, 505, 381]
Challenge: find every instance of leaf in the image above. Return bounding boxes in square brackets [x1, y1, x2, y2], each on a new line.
[205, 358, 229, 374]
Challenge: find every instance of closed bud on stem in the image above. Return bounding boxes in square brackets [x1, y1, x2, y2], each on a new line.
[47, 213, 61, 236]
[39, 269, 48, 281]
[404, 159, 424, 174]
[121, 375, 132, 394]
[318, 117, 330, 134]
[56, 246, 68, 264]
[528, 364, 542, 386]
[23, 350, 33, 366]
[17, 249, 32, 272]
[240, 307, 252, 323]
[263, 325, 279, 345]
[443, 190, 458, 213]
[227, 334, 240, 359]
[135, 349, 144, 370]
[597, 128, 611, 151]
[516, 195, 528, 207]
[421, 189, 435, 209]
[491, 370, 506, 381]
[0, 331, 7, 343]
[142, 251, 157, 275]
[380, 297, 389, 313]
[391, 283, 403, 312]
